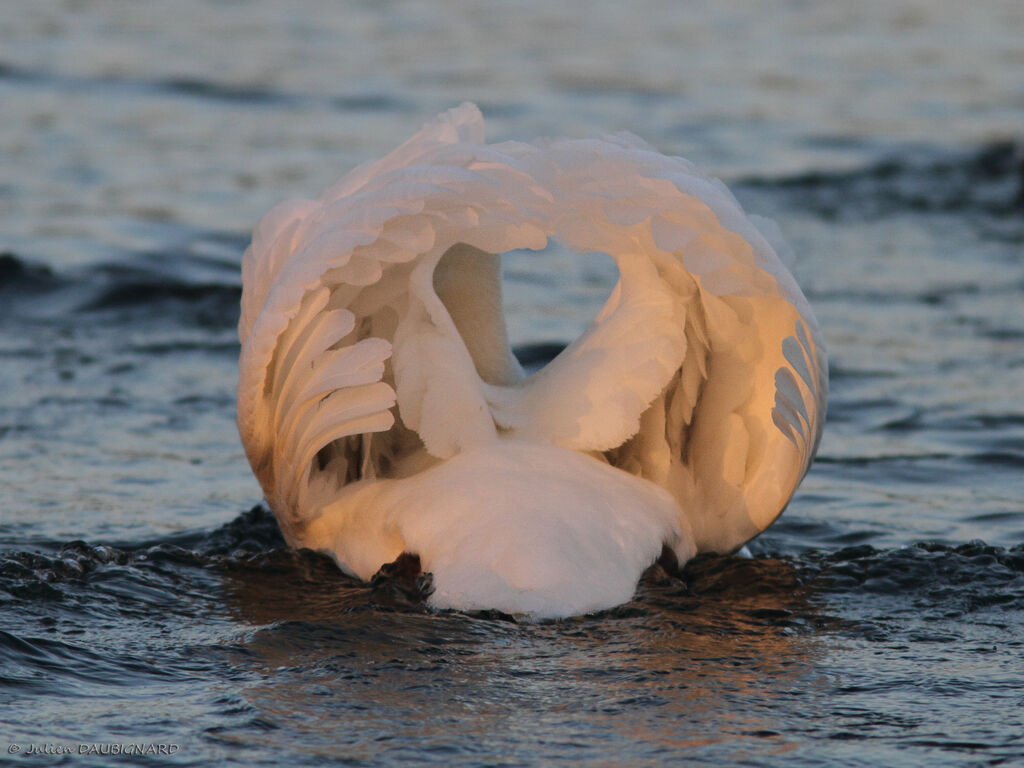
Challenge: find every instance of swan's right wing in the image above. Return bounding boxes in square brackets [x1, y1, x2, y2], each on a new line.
[485, 135, 827, 554]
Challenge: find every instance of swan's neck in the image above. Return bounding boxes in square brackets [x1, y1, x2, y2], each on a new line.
[433, 243, 521, 386]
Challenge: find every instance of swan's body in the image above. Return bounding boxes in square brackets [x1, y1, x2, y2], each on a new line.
[237, 104, 827, 618]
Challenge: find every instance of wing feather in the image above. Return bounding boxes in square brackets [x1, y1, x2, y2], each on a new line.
[483, 135, 827, 554]
[237, 104, 554, 540]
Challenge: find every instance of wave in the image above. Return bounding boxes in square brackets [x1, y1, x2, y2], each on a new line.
[3, 507, 1020, 625]
[0, 251, 59, 291]
[0, 59, 415, 113]
[0, 251, 243, 327]
[79, 278, 241, 313]
[3, 504, 1021, 768]
[740, 141, 1024, 222]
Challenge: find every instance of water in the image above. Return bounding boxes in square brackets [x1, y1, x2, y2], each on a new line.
[2, 1, 1023, 765]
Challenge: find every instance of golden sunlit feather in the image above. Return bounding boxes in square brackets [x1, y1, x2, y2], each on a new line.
[237, 104, 827, 618]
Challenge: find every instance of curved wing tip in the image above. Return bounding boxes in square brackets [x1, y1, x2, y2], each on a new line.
[451, 101, 482, 118]
[432, 102, 485, 142]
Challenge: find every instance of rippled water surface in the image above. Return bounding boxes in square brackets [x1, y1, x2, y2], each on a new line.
[2, 1, 1023, 765]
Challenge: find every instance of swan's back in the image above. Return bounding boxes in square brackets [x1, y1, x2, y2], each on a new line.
[237, 104, 826, 617]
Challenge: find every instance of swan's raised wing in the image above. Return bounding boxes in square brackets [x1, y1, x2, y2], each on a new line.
[239, 106, 825, 560]
[237, 104, 550, 543]
[485, 135, 827, 554]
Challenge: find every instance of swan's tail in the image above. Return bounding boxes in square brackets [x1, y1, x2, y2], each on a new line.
[302, 442, 692, 619]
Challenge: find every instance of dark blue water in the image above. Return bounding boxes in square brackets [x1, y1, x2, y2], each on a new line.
[3, 1, 1024, 765]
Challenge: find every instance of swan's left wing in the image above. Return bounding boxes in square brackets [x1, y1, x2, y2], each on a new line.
[237, 104, 551, 543]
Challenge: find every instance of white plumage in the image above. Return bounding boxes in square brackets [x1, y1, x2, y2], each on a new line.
[237, 104, 827, 619]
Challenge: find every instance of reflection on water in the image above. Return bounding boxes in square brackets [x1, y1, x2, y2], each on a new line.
[217, 542, 828, 764]
[2, 508, 1022, 765]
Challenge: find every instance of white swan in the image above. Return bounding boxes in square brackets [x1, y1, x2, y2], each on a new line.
[237, 104, 827, 618]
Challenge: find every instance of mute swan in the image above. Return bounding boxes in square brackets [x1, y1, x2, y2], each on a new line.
[237, 103, 827, 618]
